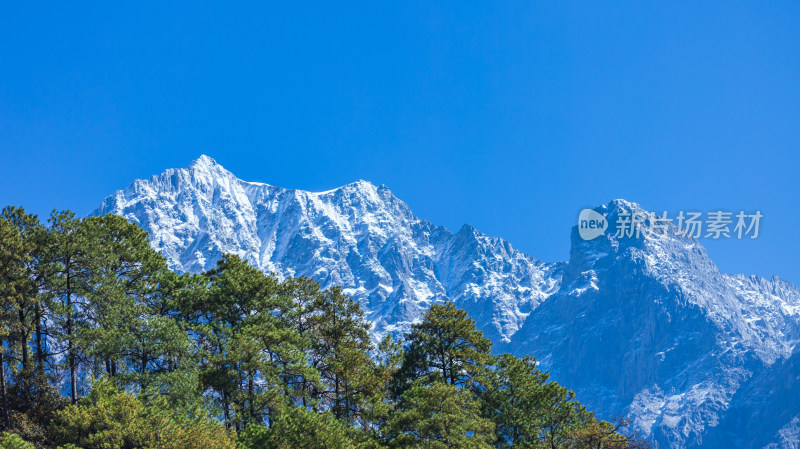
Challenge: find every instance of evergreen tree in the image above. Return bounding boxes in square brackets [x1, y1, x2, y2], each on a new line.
[0, 208, 48, 431]
[48, 380, 235, 449]
[238, 405, 358, 449]
[397, 302, 492, 390]
[0, 208, 43, 375]
[195, 254, 317, 430]
[567, 419, 637, 449]
[39, 211, 92, 404]
[311, 287, 375, 423]
[0, 216, 26, 429]
[388, 381, 495, 449]
[358, 334, 404, 445]
[0, 432, 35, 449]
[77, 215, 199, 409]
[0, 208, 66, 443]
[486, 353, 601, 449]
[485, 354, 549, 448]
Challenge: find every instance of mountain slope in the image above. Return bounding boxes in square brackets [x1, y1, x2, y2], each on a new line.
[95, 156, 800, 448]
[703, 346, 800, 448]
[504, 200, 800, 448]
[95, 155, 561, 342]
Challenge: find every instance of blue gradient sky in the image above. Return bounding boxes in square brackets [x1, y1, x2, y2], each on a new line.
[1, 2, 798, 283]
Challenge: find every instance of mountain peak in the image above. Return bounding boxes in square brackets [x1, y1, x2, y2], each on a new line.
[457, 223, 478, 236]
[189, 154, 220, 169]
[183, 155, 240, 185]
[341, 179, 377, 191]
[608, 198, 644, 211]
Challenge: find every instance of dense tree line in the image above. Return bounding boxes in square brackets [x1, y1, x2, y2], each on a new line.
[0, 207, 649, 449]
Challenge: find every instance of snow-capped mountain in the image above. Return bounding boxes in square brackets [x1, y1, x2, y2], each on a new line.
[95, 156, 800, 448]
[503, 200, 800, 448]
[94, 155, 561, 343]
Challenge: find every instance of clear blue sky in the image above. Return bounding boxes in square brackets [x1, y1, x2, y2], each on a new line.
[1, 2, 798, 284]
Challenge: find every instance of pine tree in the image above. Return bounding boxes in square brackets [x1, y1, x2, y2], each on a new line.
[0, 432, 35, 449]
[194, 254, 318, 430]
[485, 354, 597, 449]
[0, 218, 24, 429]
[485, 354, 550, 448]
[310, 286, 375, 422]
[194, 254, 266, 430]
[0, 208, 43, 375]
[238, 405, 358, 449]
[357, 334, 404, 446]
[79, 214, 197, 405]
[0, 208, 48, 431]
[48, 380, 235, 449]
[388, 381, 495, 449]
[39, 211, 92, 405]
[397, 302, 492, 390]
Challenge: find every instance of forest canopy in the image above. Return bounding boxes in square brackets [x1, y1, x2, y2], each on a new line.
[0, 206, 648, 449]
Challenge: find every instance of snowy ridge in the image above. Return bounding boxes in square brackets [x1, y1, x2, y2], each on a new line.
[95, 155, 561, 342]
[505, 200, 800, 448]
[96, 157, 800, 448]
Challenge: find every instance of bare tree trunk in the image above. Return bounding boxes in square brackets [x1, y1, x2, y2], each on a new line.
[67, 288, 77, 404]
[248, 373, 255, 422]
[0, 343, 10, 430]
[223, 390, 232, 430]
[63, 261, 80, 405]
[68, 345, 77, 403]
[18, 309, 29, 370]
[35, 306, 44, 369]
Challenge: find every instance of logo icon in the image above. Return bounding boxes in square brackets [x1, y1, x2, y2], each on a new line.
[578, 209, 607, 240]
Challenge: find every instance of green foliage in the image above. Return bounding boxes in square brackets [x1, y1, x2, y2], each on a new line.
[486, 354, 596, 448]
[78, 214, 192, 401]
[189, 254, 320, 430]
[49, 380, 235, 449]
[567, 420, 632, 449]
[0, 432, 35, 449]
[238, 405, 357, 449]
[398, 302, 492, 390]
[0, 204, 647, 449]
[309, 286, 376, 423]
[7, 370, 68, 444]
[388, 381, 494, 449]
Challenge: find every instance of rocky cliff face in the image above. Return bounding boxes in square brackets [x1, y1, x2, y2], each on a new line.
[504, 200, 800, 448]
[95, 155, 561, 343]
[96, 156, 800, 448]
